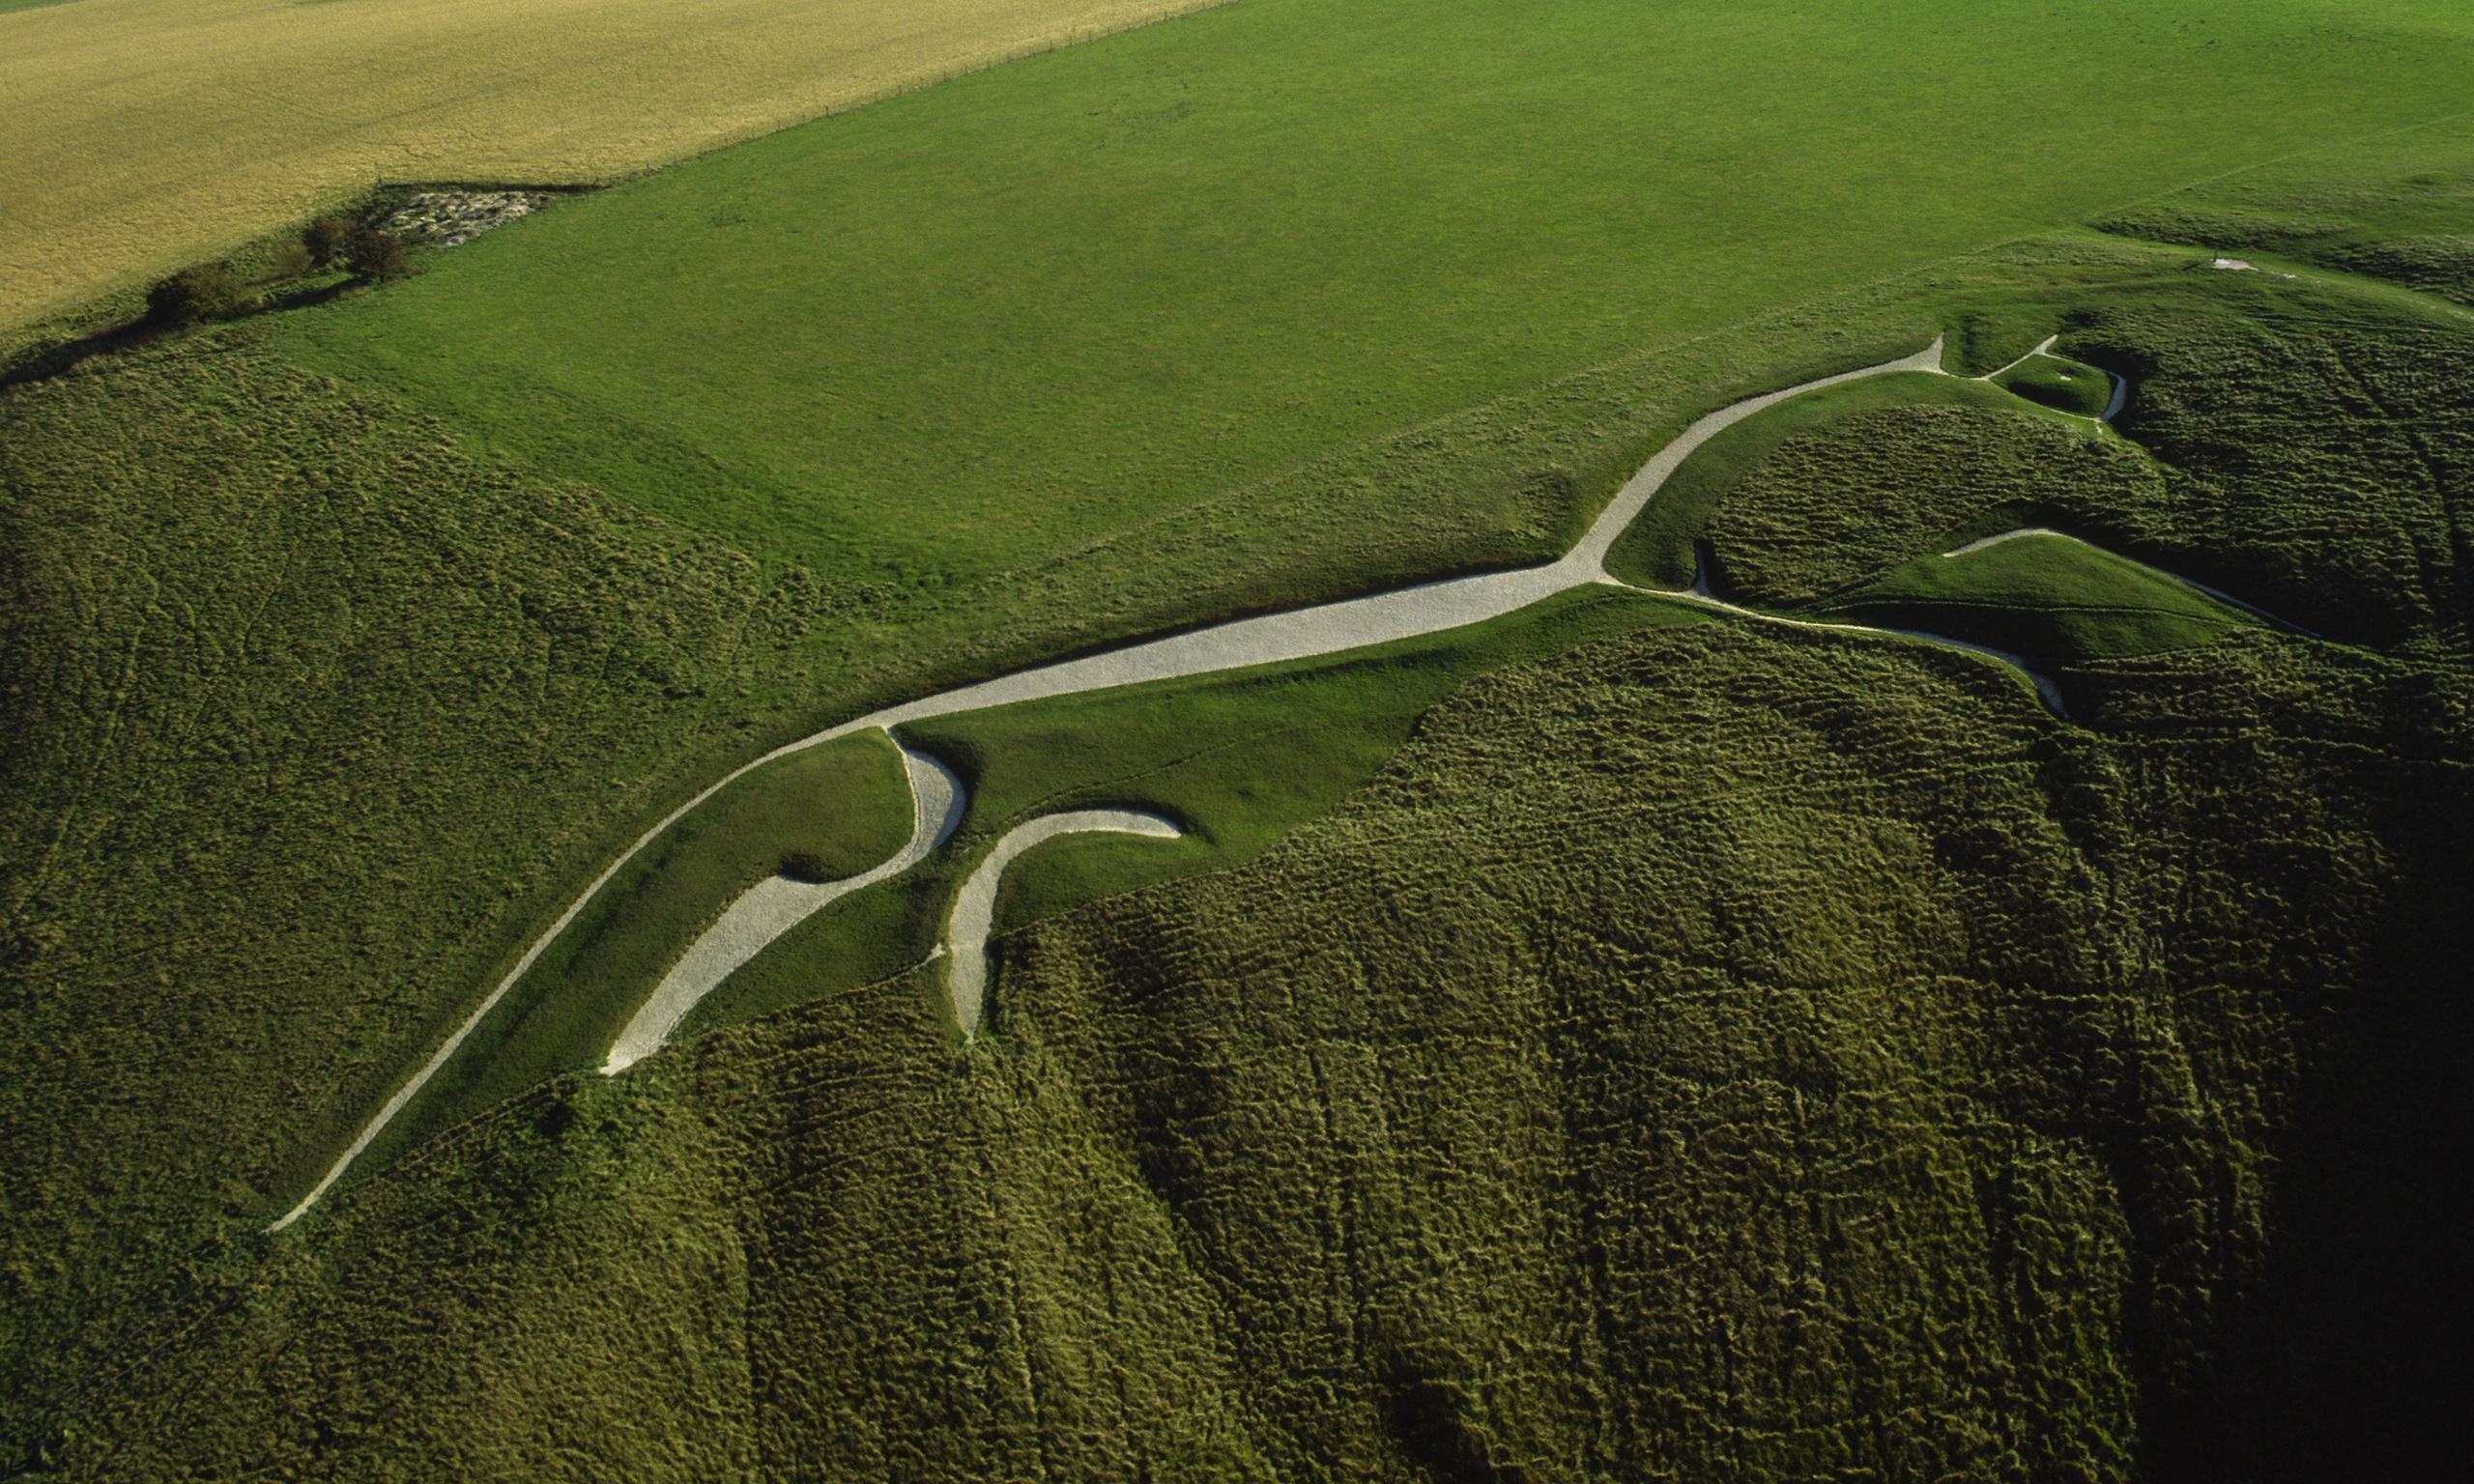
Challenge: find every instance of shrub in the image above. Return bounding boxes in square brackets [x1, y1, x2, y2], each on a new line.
[345, 227, 410, 280]
[263, 240, 314, 281]
[143, 264, 251, 325]
[302, 216, 355, 269]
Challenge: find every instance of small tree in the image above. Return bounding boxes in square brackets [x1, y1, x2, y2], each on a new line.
[345, 226, 410, 280]
[302, 215, 355, 269]
[144, 263, 250, 325]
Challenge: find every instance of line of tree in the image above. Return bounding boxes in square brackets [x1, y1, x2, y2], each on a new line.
[144, 217, 411, 328]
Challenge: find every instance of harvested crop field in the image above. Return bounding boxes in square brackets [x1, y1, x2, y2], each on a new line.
[0, 0, 1222, 331]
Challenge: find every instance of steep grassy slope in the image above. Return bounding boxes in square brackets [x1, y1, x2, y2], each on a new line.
[1601, 372, 2103, 589]
[0, 333, 875, 1443]
[382, 589, 1714, 1152]
[37, 615, 2468, 1482]
[0, 0, 1224, 331]
[0, 236, 2011, 1452]
[10, 220, 2474, 1470]
[2094, 125, 2474, 305]
[6, 5, 2474, 1465]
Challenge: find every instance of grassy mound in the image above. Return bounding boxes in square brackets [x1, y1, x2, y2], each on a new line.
[1816, 529, 2257, 665]
[1995, 354, 2114, 417]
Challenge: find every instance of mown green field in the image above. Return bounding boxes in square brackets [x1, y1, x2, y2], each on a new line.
[278, 0, 2474, 587]
[6, 0, 2474, 1475]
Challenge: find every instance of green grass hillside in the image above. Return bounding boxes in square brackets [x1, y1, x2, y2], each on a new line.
[1600, 371, 2101, 589]
[11, 228, 2474, 1473]
[280, 0, 2474, 586]
[36, 614, 2470, 1482]
[5, 1, 2474, 1473]
[1683, 276, 2474, 654]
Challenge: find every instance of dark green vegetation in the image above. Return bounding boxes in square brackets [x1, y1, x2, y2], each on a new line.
[1604, 372, 2103, 590]
[1694, 270, 2472, 664]
[0, 229, 2006, 1462]
[1821, 533, 2257, 667]
[0, 335, 877, 1441]
[34, 618, 2473, 1481]
[4, 0, 2474, 1474]
[10, 237, 2471, 1476]
[142, 263, 252, 327]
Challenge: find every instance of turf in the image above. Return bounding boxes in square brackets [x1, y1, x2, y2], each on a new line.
[2094, 124, 2474, 309]
[0, 334, 862, 1444]
[38, 614, 2472, 1482]
[1816, 530, 2258, 665]
[6, 8, 2474, 1471]
[274, 0, 2474, 590]
[1995, 354, 2115, 417]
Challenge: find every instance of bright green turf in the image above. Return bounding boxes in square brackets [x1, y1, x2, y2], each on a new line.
[355, 728, 914, 1166]
[274, 0, 2474, 590]
[684, 586, 1713, 1042]
[1815, 530, 2258, 664]
[1600, 372, 2101, 589]
[1996, 356, 2114, 418]
[2097, 124, 2474, 309]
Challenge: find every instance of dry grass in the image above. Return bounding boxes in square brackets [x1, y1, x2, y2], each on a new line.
[0, 0, 1222, 329]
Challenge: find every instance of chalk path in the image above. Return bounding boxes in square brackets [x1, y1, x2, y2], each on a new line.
[598, 749, 965, 1073]
[582, 334, 1947, 1075]
[275, 329, 2281, 1228]
[943, 811, 1184, 1040]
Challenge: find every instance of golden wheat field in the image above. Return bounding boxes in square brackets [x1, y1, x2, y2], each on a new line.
[0, 0, 1219, 331]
